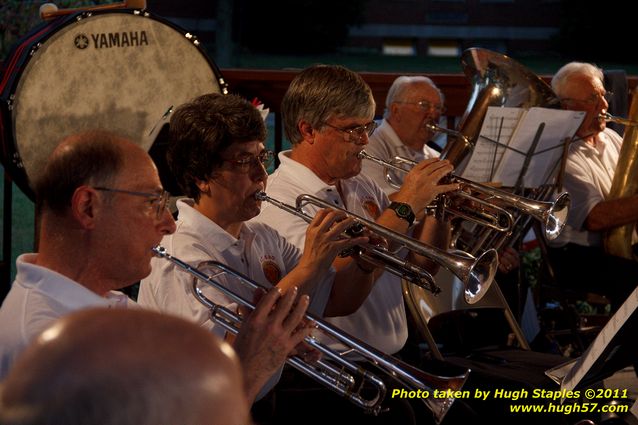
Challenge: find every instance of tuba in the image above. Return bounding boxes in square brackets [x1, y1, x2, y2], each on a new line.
[440, 47, 560, 167]
[404, 49, 564, 356]
[604, 87, 638, 260]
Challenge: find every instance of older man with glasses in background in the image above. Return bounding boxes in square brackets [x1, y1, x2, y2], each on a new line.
[547, 62, 638, 312]
[361, 75, 447, 198]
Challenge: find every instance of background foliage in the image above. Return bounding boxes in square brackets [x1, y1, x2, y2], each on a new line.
[0, 1, 115, 60]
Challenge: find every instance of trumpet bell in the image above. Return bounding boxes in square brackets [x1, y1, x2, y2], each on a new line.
[544, 192, 570, 240]
[454, 248, 498, 304]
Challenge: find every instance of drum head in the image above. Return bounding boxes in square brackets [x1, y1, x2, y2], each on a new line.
[2, 10, 225, 199]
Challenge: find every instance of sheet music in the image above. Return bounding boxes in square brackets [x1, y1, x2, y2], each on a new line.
[495, 107, 584, 187]
[560, 286, 638, 392]
[461, 107, 524, 182]
[461, 107, 585, 186]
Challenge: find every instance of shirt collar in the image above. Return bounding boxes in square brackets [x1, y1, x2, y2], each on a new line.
[14, 254, 127, 308]
[277, 150, 338, 194]
[175, 198, 256, 253]
[376, 119, 406, 151]
[574, 130, 610, 156]
[376, 119, 433, 159]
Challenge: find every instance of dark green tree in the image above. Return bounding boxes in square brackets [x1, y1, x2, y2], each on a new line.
[1, 1, 114, 61]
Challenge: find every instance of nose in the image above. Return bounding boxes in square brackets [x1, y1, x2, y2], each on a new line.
[356, 132, 370, 146]
[251, 162, 269, 182]
[158, 208, 176, 235]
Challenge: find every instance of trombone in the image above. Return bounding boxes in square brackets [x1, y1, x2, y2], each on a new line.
[358, 150, 571, 241]
[256, 191, 497, 304]
[152, 245, 469, 424]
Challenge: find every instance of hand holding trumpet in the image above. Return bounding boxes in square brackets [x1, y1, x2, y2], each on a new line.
[297, 208, 370, 275]
[394, 158, 460, 214]
[233, 285, 316, 403]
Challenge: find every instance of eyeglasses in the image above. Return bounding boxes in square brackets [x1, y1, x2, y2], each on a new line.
[560, 90, 613, 107]
[323, 121, 378, 143]
[93, 187, 170, 220]
[395, 100, 447, 114]
[222, 150, 274, 173]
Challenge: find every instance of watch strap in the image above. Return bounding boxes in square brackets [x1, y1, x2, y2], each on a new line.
[388, 201, 415, 227]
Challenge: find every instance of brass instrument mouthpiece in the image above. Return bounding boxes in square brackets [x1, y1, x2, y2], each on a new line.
[599, 112, 638, 127]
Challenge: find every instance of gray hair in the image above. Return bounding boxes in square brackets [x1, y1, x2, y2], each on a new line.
[281, 64, 375, 144]
[551, 62, 604, 98]
[384, 75, 444, 119]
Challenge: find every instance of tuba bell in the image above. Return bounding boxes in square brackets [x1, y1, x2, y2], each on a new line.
[440, 47, 560, 167]
[604, 87, 638, 260]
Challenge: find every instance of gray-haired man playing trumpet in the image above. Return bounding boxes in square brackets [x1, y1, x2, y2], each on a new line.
[252, 65, 460, 424]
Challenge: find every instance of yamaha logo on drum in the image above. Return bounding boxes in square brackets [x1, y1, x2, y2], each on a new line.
[74, 34, 90, 49]
[74, 31, 149, 49]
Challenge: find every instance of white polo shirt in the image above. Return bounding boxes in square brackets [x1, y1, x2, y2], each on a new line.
[139, 199, 334, 399]
[253, 150, 408, 355]
[362, 119, 440, 197]
[139, 199, 333, 329]
[551, 128, 622, 248]
[0, 254, 133, 380]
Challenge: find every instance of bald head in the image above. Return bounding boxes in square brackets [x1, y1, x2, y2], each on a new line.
[34, 130, 147, 214]
[0, 309, 249, 425]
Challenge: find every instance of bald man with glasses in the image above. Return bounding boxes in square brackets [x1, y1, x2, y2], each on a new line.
[0, 130, 176, 380]
[0, 130, 315, 408]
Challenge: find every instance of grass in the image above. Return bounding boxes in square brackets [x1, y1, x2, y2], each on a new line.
[231, 51, 638, 76]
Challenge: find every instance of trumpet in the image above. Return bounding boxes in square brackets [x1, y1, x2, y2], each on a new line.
[152, 245, 469, 423]
[256, 191, 497, 304]
[358, 150, 571, 241]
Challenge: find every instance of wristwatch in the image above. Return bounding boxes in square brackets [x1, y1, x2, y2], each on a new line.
[388, 202, 415, 227]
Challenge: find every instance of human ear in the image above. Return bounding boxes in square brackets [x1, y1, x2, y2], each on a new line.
[299, 120, 315, 144]
[71, 186, 98, 229]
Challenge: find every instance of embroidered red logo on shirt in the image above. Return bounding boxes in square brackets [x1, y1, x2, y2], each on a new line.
[362, 200, 381, 219]
[261, 260, 282, 285]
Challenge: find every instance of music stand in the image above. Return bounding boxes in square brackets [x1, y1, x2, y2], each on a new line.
[460, 106, 585, 191]
[546, 286, 638, 392]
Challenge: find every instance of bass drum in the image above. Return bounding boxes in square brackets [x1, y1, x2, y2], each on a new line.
[0, 9, 226, 199]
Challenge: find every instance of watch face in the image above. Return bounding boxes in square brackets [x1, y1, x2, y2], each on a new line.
[396, 204, 410, 217]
